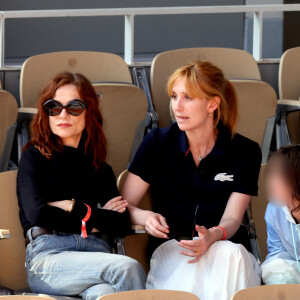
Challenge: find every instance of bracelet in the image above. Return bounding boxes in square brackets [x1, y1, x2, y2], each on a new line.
[67, 199, 75, 213]
[211, 226, 227, 240]
[81, 204, 92, 239]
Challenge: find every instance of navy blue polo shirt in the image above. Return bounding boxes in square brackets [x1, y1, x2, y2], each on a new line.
[129, 122, 262, 254]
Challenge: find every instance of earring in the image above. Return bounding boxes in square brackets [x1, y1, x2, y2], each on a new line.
[209, 113, 212, 117]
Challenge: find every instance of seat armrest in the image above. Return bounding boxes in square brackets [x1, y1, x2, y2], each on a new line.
[18, 107, 38, 122]
[18, 107, 38, 114]
[115, 226, 147, 255]
[277, 99, 300, 113]
[0, 229, 11, 239]
[131, 225, 146, 234]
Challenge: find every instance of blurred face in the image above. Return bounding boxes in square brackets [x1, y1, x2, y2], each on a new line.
[170, 77, 219, 132]
[267, 158, 293, 207]
[48, 84, 86, 148]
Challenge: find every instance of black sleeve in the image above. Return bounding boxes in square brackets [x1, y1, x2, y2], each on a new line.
[90, 209, 131, 237]
[128, 128, 157, 184]
[233, 141, 262, 196]
[17, 149, 88, 233]
[89, 163, 131, 237]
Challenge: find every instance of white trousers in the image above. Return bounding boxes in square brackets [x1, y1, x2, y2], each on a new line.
[262, 258, 300, 285]
[146, 239, 261, 300]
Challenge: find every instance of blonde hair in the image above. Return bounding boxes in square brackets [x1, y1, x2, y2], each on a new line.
[167, 61, 239, 137]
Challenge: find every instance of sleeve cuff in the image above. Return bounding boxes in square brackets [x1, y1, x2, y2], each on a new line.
[70, 201, 89, 220]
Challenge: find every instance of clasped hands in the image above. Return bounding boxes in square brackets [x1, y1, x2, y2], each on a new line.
[145, 212, 216, 263]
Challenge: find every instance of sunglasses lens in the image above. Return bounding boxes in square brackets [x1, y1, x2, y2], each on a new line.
[66, 102, 85, 116]
[51, 107, 63, 116]
[44, 102, 62, 116]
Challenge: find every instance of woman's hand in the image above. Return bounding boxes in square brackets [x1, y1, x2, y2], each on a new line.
[102, 196, 128, 213]
[145, 212, 169, 239]
[178, 225, 220, 264]
[47, 200, 73, 212]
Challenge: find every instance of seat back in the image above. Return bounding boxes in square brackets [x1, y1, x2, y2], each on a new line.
[279, 47, 300, 145]
[99, 289, 200, 300]
[150, 47, 261, 127]
[250, 164, 268, 260]
[93, 84, 148, 178]
[232, 80, 277, 147]
[231, 284, 300, 300]
[20, 51, 132, 108]
[286, 112, 300, 144]
[0, 171, 28, 290]
[0, 91, 18, 170]
[279, 46, 300, 100]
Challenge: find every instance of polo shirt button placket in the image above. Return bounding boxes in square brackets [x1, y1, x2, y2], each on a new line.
[198, 168, 204, 179]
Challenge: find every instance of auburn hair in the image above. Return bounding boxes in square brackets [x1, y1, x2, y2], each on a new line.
[24, 72, 106, 169]
[167, 61, 239, 137]
[268, 145, 300, 213]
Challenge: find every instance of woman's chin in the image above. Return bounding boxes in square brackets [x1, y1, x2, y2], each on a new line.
[54, 133, 72, 139]
[54, 132, 76, 140]
[177, 123, 192, 132]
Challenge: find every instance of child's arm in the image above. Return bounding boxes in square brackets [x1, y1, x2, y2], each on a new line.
[265, 204, 288, 261]
[266, 222, 287, 259]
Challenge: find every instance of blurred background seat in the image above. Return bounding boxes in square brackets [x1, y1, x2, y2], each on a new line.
[0, 171, 28, 293]
[231, 284, 300, 300]
[0, 91, 18, 172]
[277, 46, 300, 147]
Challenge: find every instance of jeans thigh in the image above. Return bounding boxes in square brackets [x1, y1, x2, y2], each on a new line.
[26, 248, 143, 296]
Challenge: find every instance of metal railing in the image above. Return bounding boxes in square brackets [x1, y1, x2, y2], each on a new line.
[1, 4, 300, 69]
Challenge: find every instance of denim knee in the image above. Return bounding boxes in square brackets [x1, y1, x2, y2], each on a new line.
[111, 256, 146, 291]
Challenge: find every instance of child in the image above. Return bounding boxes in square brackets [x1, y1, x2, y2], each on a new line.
[262, 145, 300, 284]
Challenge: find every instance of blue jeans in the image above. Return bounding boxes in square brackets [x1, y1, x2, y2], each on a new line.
[25, 227, 146, 300]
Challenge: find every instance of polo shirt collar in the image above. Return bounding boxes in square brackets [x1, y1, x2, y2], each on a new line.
[177, 127, 190, 153]
[176, 122, 231, 157]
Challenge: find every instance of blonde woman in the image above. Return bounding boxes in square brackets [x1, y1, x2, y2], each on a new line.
[122, 61, 261, 300]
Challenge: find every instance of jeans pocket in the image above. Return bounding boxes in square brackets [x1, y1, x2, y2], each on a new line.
[28, 234, 50, 257]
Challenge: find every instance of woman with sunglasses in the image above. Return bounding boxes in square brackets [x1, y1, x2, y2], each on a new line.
[17, 72, 146, 300]
[122, 61, 262, 300]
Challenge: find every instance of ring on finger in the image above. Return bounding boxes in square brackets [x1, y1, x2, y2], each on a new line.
[194, 250, 200, 256]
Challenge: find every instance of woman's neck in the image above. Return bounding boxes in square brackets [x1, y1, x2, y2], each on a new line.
[61, 133, 82, 149]
[185, 123, 217, 167]
[186, 124, 217, 152]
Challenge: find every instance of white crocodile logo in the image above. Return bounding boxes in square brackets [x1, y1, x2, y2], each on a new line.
[214, 173, 234, 182]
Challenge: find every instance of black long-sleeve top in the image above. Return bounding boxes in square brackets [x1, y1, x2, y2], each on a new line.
[17, 135, 130, 237]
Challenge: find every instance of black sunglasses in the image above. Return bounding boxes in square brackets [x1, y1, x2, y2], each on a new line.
[43, 99, 87, 116]
[168, 205, 199, 241]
